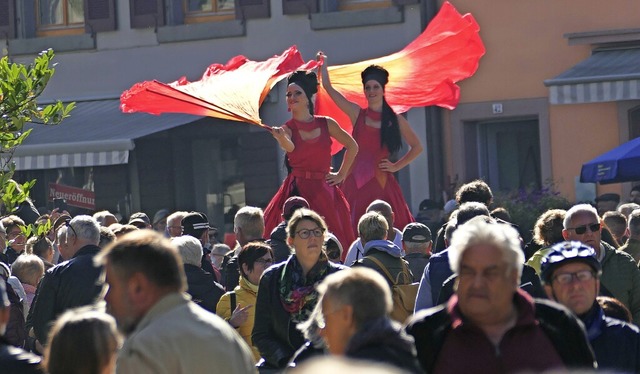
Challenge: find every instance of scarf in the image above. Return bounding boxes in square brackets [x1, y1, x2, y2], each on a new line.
[279, 252, 330, 323]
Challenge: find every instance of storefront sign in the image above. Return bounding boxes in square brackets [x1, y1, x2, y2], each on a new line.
[48, 183, 96, 210]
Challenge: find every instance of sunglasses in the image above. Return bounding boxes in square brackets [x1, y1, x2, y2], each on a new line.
[568, 223, 601, 235]
[64, 218, 78, 239]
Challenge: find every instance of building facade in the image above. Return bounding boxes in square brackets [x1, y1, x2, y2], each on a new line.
[1, 0, 433, 232]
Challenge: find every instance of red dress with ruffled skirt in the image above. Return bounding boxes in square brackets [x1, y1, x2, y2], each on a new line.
[263, 117, 355, 251]
[342, 109, 415, 235]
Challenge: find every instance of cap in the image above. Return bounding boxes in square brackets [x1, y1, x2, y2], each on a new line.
[128, 219, 148, 229]
[152, 209, 170, 225]
[419, 199, 441, 211]
[402, 222, 432, 243]
[443, 200, 458, 216]
[282, 196, 310, 218]
[129, 212, 151, 225]
[182, 212, 213, 237]
[539, 241, 601, 284]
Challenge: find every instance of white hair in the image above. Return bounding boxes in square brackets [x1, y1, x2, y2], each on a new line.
[448, 218, 523, 280]
[69, 215, 101, 245]
[171, 235, 203, 266]
[564, 204, 599, 229]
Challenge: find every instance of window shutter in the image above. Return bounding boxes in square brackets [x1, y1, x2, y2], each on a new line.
[282, 0, 317, 15]
[84, 0, 116, 33]
[392, 0, 419, 5]
[0, 0, 15, 39]
[131, 0, 165, 29]
[234, 0, 270, 20]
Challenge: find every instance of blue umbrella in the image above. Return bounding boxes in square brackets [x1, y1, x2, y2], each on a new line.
[580, 137, 640, 184]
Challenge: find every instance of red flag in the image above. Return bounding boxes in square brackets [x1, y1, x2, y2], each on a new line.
[120, 46, 319, 128]
[316, 1, 485, 144]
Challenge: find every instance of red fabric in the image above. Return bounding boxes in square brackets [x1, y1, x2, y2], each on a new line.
[315, 1, 485, 133]
[120, 46, 319, 126]
[263, 117, 355, 251]
[342, 109, 414, 236]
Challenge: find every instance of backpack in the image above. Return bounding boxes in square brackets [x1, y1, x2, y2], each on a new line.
[367, 256, 419, 324]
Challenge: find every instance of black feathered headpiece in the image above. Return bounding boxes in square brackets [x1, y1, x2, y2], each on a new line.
[287, 71, 318, 100]
[361, 65, 389, 87]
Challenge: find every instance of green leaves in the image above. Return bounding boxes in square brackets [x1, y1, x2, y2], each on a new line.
[1, 179, 36, 213]
[0, 49, 73, 215]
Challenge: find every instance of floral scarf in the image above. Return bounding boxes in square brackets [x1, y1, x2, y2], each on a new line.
[279, 252, 330, 323]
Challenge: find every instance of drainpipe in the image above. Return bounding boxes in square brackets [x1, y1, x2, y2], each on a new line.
[421, 0, 446, 203]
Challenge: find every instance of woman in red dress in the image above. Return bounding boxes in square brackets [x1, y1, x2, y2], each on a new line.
[263, 71, 358, 250]
[320, 61, 423, 235]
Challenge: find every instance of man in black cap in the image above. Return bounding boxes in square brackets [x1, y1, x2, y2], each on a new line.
[182, 212, 217, 279]
[128, 212, 152, 230]
[402, 223, 432, 282]
[0, 278, 43, 373]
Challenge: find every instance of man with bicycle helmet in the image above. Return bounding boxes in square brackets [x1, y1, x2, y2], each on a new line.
[541, 241, 640, 372]
[562, 204, 640, 322]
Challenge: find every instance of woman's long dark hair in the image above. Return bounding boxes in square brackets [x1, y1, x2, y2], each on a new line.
[380, 98, 402, 155]
[361, 65, 402, 155]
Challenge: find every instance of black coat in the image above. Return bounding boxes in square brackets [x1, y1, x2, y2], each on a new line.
[267, 221, 293, 264]
[252, 258, 344, 369]
[27, 245, 103, 344]
[184, 264, 225, 313]
[346, 318, 422, 374]
[0, 337, 43, 374]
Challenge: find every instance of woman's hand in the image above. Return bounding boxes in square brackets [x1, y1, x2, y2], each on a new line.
[271, 126, 289, 141]
[378, 158, 399, 173]
[229, 303, 252, 328]
[326, 171, 345, 186]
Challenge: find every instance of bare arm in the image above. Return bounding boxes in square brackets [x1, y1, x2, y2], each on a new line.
[379, 114, 424, 173]
[271, 125, 294, 153]
[318, 53, 361, 124]
[326, 117, 358, 186]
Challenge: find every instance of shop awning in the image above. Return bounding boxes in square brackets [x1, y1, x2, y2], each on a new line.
[7, 99, 202, 171]
[544, 48, 640, 105]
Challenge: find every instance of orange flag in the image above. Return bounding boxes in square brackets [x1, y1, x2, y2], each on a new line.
[120, 46, 319, 128]
[316, 1, 485, 153]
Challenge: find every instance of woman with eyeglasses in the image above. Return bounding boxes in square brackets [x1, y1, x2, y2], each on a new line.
[253, 208, 346, 370]
[264, 70, 358, 253]
[216, 242, 274, 362]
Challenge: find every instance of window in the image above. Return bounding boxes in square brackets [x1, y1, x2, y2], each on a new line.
[34, 0, 115, 36]
[37, 0, 85, 35]
[337, 0, 391, 11]
[184, 0, 235, 22]
[0, 0, 16, 38]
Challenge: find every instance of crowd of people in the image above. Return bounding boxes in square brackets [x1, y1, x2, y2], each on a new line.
[0, 179, 639, 373]
[2, 64, 640, 373]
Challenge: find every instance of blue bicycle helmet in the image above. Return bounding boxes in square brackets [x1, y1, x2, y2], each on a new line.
[540, 241, 601, 284]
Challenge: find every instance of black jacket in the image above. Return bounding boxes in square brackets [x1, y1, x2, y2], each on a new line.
[346, 318, 422, 373]
[582, 303, 640, 373]
[405, 297, 596, 373]
[184, 264, 225, 313]
[27, 245, 103, 344]
[252, 258, 344, 369]
[0, 337, 43, 374]
[267, 221, 293, 264]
